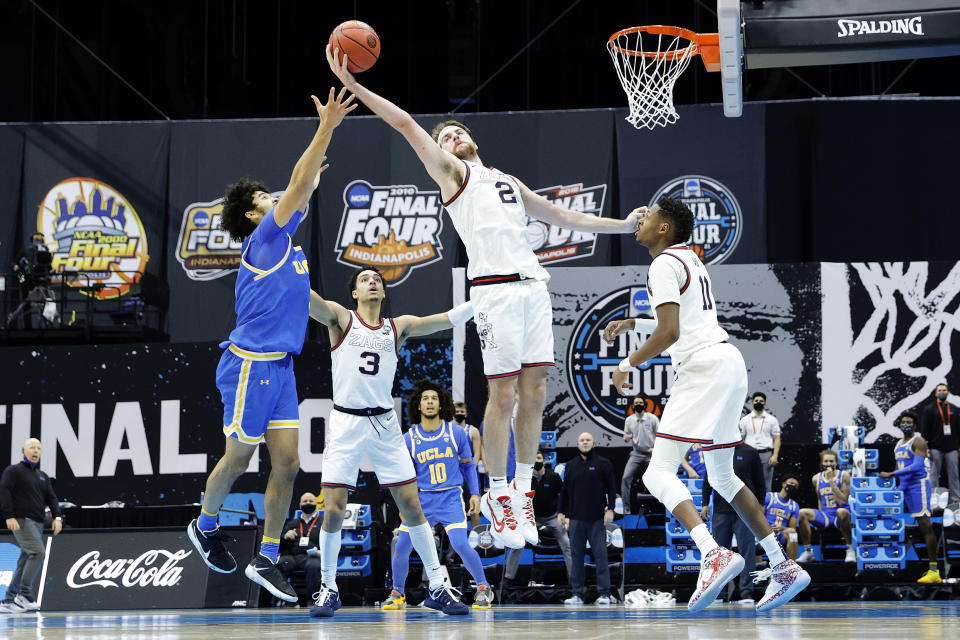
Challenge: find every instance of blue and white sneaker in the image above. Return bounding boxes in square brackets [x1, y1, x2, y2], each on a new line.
[310, 585, 342, 618]
[424, 584, 470, 615]
[186, 519, 237, 574]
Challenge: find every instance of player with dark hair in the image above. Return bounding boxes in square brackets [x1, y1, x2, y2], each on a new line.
[187, 88, 355, 604]
[382, 379, 492, 611]
[880, 410, 942, 583]
[764, 475, 801, 560]
[603, 199, 809, 613]
[306, 269, 473, 617]
[327, 46, 642, 551]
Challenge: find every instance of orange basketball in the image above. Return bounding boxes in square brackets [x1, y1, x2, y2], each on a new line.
[329, 20, 380, 73]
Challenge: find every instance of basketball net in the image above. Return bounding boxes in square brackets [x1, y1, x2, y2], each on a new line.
[607, 26, 718, 130]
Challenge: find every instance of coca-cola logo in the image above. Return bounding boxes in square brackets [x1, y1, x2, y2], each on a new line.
[66, 549, 192, 589]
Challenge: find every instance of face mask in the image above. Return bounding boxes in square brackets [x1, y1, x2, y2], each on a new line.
[455, 414, 466, 422]
[300, 503, 316, 514]
[533, 461, 544, 471]
[900, 423, 914, 436]
[633, 405, 643, 413]
[784, 485, 799, 498]
[937, 392, 949, 402]
[753, 402, 765, 411]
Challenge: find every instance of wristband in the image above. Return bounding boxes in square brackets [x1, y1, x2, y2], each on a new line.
[632, 318, 658, 333]
[618, 357, 634, 373]
[447, 301, 474, 327]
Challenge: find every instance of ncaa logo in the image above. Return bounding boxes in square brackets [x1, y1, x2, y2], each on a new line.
[650, 175, 742, 264]
[567, 287, 673, 435]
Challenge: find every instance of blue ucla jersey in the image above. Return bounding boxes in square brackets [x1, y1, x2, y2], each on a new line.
[894, 435, 927, 481]
[764, 491, 799, 529]
[817, 472, 847, 512]
[688, 443, 707, 477]
[405, 421, 473, 492]
[223, 208, 310, 355]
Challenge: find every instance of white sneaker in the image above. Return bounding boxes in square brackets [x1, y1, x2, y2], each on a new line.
[687, 547, 744, 613]
[563, 594, 584, 606]
[844, 546, 857, 563]
[510, 481, 538, 545]
[796, 548, 815, 563]
[14, 595, 39, 611]
[0, 600, 26, 613]
[479, 491, 525, 549]
[752, 559, 811, 613]
[594, 594, 612, 606]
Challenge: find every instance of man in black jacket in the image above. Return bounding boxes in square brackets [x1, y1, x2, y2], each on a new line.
[558, 432, 617, 605]
[0, 438, 62, 612]
[701, 442, 765, 603]
[919, 383, 959, 503]
[504, 450, 573, 585]
[276, 492, 324, 599]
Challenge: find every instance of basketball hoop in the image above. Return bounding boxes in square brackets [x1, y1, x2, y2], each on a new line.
[607, 26, 719, 130]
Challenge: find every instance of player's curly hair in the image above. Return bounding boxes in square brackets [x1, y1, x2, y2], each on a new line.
[656, 196, 695, 245]
[407, 378, 455, 425]
[430, 119, 473, 144]
[897, 409, 919, 425]
[220, 177, 268, 242]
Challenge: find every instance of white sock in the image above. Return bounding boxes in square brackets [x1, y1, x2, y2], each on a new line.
[407, 522, 444, 590]
[513, 464, 533, 494]
[759, 533, 786, 565]
[319, 529, 341, 591]
[690, 524, 719, 555]
[490, 476, 509, 499]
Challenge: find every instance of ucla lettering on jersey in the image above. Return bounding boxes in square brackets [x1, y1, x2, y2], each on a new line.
[764, 492, 799, 529]
[330, 312, 399, 409]
[817, 473, 846, 511]
[405, 421, 473, 492]
[443, 160, 548, 282]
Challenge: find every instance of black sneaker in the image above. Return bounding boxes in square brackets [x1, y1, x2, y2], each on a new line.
[245, 554, 298, 603]
[424, 584, 470, 615]
[187, 519, 237, 574]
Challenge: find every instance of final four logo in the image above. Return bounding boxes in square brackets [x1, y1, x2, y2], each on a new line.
[649, 175, 742, 265]
[335, 180, 444, 285]
[526, 183, 607, 263]
[36, 178, 149, 299]
[567, 286, 673, 435]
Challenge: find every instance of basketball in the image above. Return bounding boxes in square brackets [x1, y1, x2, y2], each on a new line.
[329, 20, 380, 73]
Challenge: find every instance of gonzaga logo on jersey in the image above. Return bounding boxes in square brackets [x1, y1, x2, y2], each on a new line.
[567, 286, 673, 435]
[525, 183, 607, 264]
[36, 178, 149, 300]
[649, 175, 742, 265]
[335, 180, 444, 285]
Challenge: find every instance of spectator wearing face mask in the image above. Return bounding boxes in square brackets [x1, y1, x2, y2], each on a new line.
[454, 401, 485, 527]
[796, 450, 855, 563]
[919, 383, 959, 503]
[620, 395, 658, 514]
[880, 411, 941, 584]
[738, 392, 781, 492]
[764, 476, 801, 560]
[277, 492, 324, 599]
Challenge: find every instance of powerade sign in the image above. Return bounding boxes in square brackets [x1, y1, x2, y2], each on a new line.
[649, 176, 742, 265]
[566, 286, 673, 435]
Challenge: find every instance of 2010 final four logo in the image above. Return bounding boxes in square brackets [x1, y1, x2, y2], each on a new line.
[649, 175, 742, 264]
[526, 183, 607, 263]
[335, 180, 444, 285]
[36, 177, 149, 299]
[567, 286, 673, 435]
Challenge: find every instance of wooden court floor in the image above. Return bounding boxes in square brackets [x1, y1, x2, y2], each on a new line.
[1, 602, 957, 640]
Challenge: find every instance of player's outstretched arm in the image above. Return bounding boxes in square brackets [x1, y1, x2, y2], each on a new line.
[274, 88, 357, 228]
[610, 303, 679, 396]
[326, 45, 463, 197]
[602, 317, 658, 343]
[515, 178, 643, 234]
[393, 301, 473, 345]
[309, 290, 351, 329]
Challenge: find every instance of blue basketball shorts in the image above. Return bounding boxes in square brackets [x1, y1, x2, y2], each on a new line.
[811, 509, 841, 529]
[216, 346, 298, 445]
[902, 477, 931, 517]
[399, 488, 467, 533]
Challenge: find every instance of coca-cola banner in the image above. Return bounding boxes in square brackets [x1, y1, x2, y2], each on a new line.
[39, 527, 258, 610]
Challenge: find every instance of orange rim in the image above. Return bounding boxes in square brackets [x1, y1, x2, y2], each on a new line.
[608, 25, 716, 62]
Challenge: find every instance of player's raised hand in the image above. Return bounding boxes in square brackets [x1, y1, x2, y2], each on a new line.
[612, 369, 633, 396]
[325, 44, 357, 87]
[624, 206, 647, 232]
[602, 319, 632, 344]
[312, 86, 357, 130]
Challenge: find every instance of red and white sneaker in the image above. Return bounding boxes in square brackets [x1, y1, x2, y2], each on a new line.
[511, 481, 539, 545]
[752, 559, 811, 613]
[480, 491, 525, 549]
[687, 546, 744, 613]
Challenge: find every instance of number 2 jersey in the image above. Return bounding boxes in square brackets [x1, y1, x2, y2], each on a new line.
[646, 244, 729, 365]
[330, 311, 399, 410]
[404, 421, 479, 494]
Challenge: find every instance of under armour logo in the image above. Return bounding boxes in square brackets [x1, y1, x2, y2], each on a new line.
[259, 379, 270, 385]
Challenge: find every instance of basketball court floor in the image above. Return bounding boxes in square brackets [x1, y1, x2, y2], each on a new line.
[2, 602, 958, 639]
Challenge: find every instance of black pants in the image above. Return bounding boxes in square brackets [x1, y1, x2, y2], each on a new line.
[710, 510, 756, 598]
[568, 519, 609, 596]
[277, 553, 323, 596]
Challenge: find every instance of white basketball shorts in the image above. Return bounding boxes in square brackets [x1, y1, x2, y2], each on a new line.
[656, 342, 748, 450]
[321, 408, 416, 489]
[470, 279, 554, 379]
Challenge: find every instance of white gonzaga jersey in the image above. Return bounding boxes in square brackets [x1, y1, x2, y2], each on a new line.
[330, 311, 399, 409]
[443, 160, 549, 282]
[646, 244, 729, 365]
